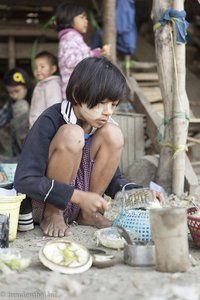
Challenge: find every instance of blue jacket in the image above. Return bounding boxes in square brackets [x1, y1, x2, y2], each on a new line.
[116, 0, 137, 54]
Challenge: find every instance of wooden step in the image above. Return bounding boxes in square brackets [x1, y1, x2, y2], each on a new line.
[141, 86, 162, 103]
[132, 72, 159, 81]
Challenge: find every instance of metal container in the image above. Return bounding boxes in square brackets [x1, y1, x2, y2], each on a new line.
[124, 243, 155, 267]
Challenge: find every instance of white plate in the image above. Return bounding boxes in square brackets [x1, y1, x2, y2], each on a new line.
[39, 239, 92, 274]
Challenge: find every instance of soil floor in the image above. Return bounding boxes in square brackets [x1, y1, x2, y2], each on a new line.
[1, 207, 200, 300]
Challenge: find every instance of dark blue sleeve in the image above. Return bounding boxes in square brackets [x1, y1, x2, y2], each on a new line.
[14, 111, 74, 210]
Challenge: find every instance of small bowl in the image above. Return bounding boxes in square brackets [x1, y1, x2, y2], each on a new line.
[95, 227, 126, 249]
[124, 243, 155, 267]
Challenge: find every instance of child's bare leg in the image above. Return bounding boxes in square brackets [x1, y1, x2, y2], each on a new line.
[78, 123, 123, 228]
[41, 124, 84, 237]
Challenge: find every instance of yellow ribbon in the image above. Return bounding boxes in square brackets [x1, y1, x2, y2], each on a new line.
[153, 22, 162, 31]
[161, 142, 188, 158]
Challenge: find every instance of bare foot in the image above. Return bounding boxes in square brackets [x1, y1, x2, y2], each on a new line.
[40, 203, 72, 237]
[77, 211, 112, 229]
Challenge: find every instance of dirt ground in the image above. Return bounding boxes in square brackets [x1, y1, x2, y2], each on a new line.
[1, 201, 200, 300]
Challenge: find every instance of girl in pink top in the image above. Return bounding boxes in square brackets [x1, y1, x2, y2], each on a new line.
[56, 2, 110, 99]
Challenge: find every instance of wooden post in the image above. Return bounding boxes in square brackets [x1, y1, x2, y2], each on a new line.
[8, 36, 15, 69]
[102, 0, 116, 63]
[152, 0, 189, 196]
[151, 0, 174, 193]
[172, 0, 189, 196]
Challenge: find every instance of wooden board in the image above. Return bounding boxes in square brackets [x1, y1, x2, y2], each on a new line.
[141, 87, 162, 103]
[0, 43, 58, 59]
[132, 72, 159, 81]
[112, 112, 145, 177]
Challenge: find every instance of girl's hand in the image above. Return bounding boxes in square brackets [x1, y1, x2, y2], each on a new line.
[0, 172, 7, 182]
[101, 44, 111, 56]
[71, 189, 109, 214]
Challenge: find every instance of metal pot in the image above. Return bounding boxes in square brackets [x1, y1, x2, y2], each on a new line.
[124, 243, 155, 267]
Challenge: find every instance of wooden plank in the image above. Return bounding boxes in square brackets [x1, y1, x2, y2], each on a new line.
[132, 73, 159, 81]
[112, 112, 145, 176]
[0, 25, 57, 38]
[141, 86, 162, 102]
[8, 36, 15, 69]
[151, 103, 164, 113]
[130, 61, 157, 70]
[138, 82, 160, 87]
[0, 43, 58, 59]
[189, 118, 200, 123]
[187, 136, 200, 145]
[0, 0, 64, 6]
[0, 0, 91, 7]
[134, 114, 145, 160]
[128, 77, 161, 152]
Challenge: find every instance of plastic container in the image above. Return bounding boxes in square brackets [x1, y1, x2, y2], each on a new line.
[0, 193, 25, 241]
[150, 208, 190, 273]
[0, 163, 17, 182]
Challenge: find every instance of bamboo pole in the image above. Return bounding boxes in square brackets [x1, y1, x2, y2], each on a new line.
[172, 0, 189, 196]
[102, 0, 116, 63]
[152, 0, 189, 196]
[152, 0, 174, 193]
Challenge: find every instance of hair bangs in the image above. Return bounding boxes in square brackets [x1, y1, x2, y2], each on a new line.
[66, 57, 128, 108]
[82, 65, 128, 108]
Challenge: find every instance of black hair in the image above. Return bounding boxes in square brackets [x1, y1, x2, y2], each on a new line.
[55, 2, 86, 32]
[66, 57, 128, 108]
[34, 51, 58, 68]
[3, 67, 34, 103]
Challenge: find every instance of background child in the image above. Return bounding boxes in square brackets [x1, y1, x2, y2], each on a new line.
[1, 67, 33, 156]
[29, 51, 62, 128]
[55, 2, 110, 99]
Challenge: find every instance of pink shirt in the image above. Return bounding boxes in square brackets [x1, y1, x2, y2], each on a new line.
[58, 28, 101, 99]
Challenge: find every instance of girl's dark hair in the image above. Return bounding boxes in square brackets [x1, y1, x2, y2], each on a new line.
[55, 2, 85, 32]
[34, 51, 58, 68]
[3, 67, 34, 103]
[66, 57, 128, 108]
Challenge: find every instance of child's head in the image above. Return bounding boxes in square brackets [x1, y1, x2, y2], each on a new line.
[33, 51, 58, 82]
[3, 67, 33, 102]
[56, 2, 88, 34]
[66, 57, 128, 109]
